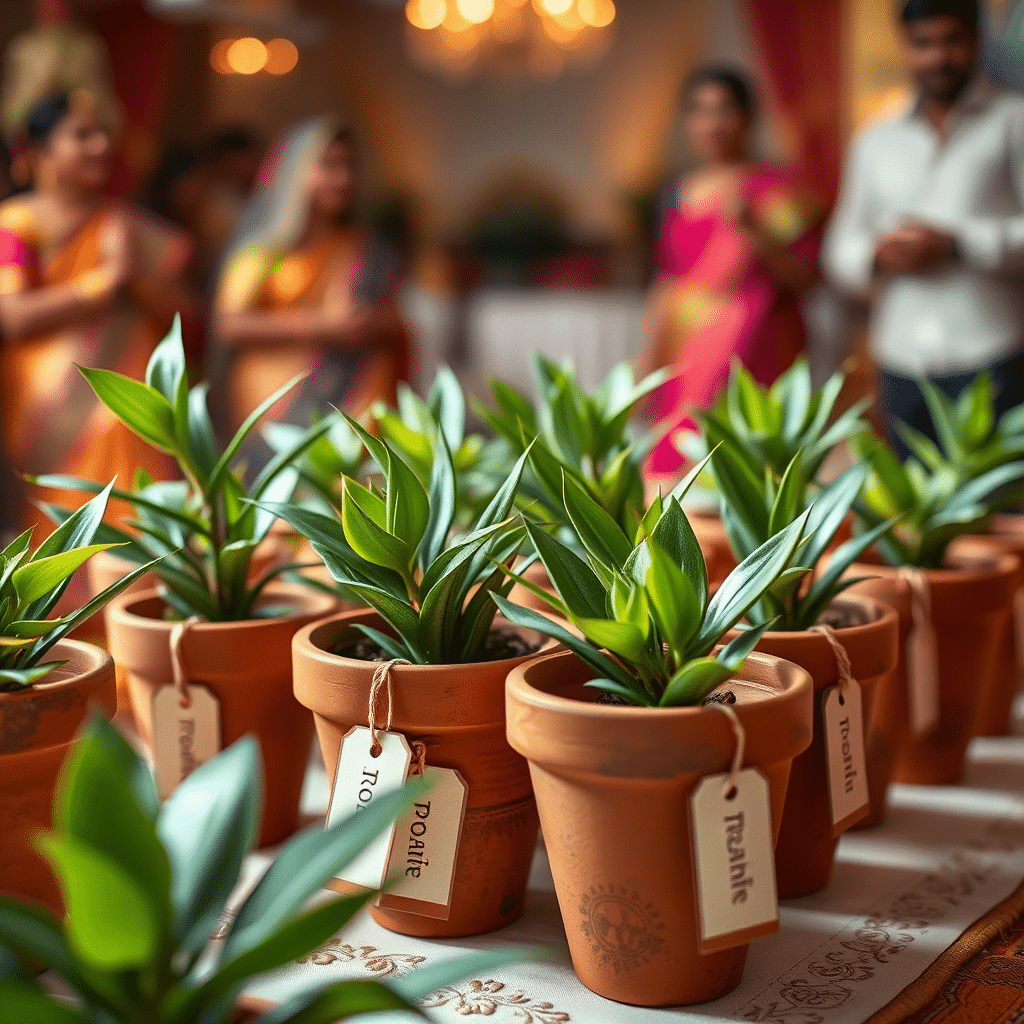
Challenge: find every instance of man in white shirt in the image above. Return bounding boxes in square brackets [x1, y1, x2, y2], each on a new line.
[824, 0, 1024, 458]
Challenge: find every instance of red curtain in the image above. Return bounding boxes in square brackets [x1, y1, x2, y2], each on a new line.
[743, 0, 845, 202]
[90, 0, 179, 197]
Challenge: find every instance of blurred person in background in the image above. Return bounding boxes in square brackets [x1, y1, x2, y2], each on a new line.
[825, 0, 1024, 459]
[212, 117, 408, 470]
[640, 67, 823, 482]
[0, 91, 193, 533]
[199, 126, 263, 262]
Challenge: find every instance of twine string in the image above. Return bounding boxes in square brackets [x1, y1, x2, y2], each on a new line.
[899, 566, 933, 637]
[710, 702, 745, 799]
[410, 740, 427, 777]
[811, 623, 855, 698]
[368, 658, 409, 756]
[168, 616, 203, 709]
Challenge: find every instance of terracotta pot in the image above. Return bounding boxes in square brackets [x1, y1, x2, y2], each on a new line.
[838, 569, 912, 829]
[969, 515, 1024, 736]
[506, 647, 812, 1006]
[0, 640, 116, 914]
[690, 511, 737, 588]
[292, 608, 555, 938]
[106, 584, 336, 846]
[738, 595, 899, 898]
[844, 541, 1018, 788]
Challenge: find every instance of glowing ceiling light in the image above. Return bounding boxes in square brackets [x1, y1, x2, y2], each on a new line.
[226, 37, 267, 75]
[264, 37, 298, 74]
[406, 0, 447, 30]
[456, 0, 494, 23]
[538, 0, 572, 15]
[578, 0, 614, 27]
[209, 38, 233, 74]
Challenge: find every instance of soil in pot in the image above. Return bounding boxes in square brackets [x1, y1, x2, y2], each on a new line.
[505, 647, 813, 1006]
[292, 608, 554, 939]
[106, 583, 336, 847]
[0, 640, 116, 915]
[738, 595, 899, 899]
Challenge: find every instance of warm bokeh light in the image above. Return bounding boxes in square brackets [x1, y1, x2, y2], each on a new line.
[537, 0, 572, 15]
[226, 37, 268, 75]
[407, 0, 447, 30]
[264, 38, 299, 74]
[578, 0, 614, 28]
[456, 0, 494, 23]
[209, 38, 233, 75]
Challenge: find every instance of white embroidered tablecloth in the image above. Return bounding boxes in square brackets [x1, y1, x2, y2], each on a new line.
[240, 723, 1024, 1024]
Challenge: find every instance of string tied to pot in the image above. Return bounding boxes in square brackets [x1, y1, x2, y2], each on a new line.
[898, 567, 940, 736]
[169, 616, 204, 709]
[709, 702, 745, 799]
[368, 658, 409, 757]
[811, 623, 854, 695]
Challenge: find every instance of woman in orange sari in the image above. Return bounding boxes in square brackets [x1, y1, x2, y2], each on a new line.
[0, 91, 191, 534]
[213, 117, 407, 470]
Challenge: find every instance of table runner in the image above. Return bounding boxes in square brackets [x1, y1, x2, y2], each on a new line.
[239, 733, 1024, 1023]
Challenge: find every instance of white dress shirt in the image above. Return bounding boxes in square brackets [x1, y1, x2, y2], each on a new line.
[824, 78, 1024, 376]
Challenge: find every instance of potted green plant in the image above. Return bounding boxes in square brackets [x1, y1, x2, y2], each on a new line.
[706, 445, 899, 897]
[269, 418, 554, 939]
[496, 466, 814, 1006]
[0, 484, 161, 915]
[32, 321, 337, 846]
[849, 398, 1024, 789]
[693, 358, 871, 583]
[0, 717, 513, 1022]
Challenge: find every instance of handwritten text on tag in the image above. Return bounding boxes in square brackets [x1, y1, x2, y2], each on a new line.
[821, 681, 870, 834]
[377, 766, 468, 920]
[151, 684, 221, 799]
[690, 768, 778, 954]
[327, 726, 412, 890]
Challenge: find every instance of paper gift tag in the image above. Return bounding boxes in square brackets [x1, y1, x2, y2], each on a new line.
[906, 623, 940, 737]
[151, 684, 221, 799]
[376, 766, 468, 920]
[690, 768, 778, 954]
[1012, 589, 1024, 677]
[821, 681, 870, 834]
[326, 726, 412, 890]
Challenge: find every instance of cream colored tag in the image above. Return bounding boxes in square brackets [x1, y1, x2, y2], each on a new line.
[906, 625, 940, 737]
[327, 726, 412, 890]
[822, 681, 870, 834]
[376, 766, 468, 920]
[690, 768, 778, 954]
[151, 684, 221, 800]
[1012, 589, 1024, 678]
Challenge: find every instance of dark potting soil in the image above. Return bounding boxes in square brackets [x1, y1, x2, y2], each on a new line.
[815, 602, 872, 630]
[333, 628, 541, 664]
[593, 689, 737, 707]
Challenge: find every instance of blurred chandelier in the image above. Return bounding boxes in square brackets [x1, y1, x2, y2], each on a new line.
[404, 0, 616, 79]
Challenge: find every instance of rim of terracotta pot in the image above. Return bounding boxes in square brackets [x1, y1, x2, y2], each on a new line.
[293, 607, 558, 728]
[0, 638, 115, 755]
[506, 646, 813, 778]
[849, 541, 1019, 616]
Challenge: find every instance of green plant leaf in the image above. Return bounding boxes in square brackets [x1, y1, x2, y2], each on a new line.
[643, 539, 702, 656]
[524, 520, 605, 619]
[340, 480, 414, 579]
[428, 365, 467, 451]
[659, 658, 734, 707]
[78, 365, 177, 453]
[561, 472, 632, 569]
[419, 430, 457, 570]
[0, 986, 93, 1024]
[12, 544, 118, 608]
[650, 498, 708, 610]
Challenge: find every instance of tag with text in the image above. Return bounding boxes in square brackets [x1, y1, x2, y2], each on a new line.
[822, 680, 870, 834]
[152, 684, 221, 799]
[376, 766, 468, 920]
[326, 726, 412, 890]
[906, 625, 940, 737]
[690, 768, 778, 954]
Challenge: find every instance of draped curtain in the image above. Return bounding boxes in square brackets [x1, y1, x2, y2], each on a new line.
[742, 0, 846, 202]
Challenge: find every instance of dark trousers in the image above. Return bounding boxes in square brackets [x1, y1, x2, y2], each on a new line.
[879, 351, 1024, 462]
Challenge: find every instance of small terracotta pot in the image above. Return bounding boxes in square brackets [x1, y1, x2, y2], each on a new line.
[968, 515, 1024, 737]
[844, 541, 1018, 787]
[0, 640, 116, 914]
[506, 647, 813, 1007]
[292, 608, 556, 938]
[690, 511, 737, 588]
[838, 569, 912, 829]
[106, 584, 336, 846]
[737, 595, 899, 898]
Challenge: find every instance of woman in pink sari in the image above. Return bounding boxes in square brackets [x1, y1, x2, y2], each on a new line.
[642, 67, 823, 481]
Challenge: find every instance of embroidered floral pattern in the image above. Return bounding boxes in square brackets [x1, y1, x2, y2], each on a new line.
[294, 940, 426, 977]
[422, 979, 571, 1022]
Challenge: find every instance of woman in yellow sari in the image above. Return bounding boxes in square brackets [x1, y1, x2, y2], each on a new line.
[0, 91, 192, 534]
[212, 117, 408, 470]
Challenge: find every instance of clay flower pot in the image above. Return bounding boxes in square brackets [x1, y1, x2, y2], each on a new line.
[739, 595, 898, 898]
[505, 647, 813, 1007]
[690, 511, 737, 589]
[844, 541, 1018, 788]
[106, 583, 336, 846]
[291, 608, 554, 939]
[969, 515, 1024, 737]
[0, 640, 115, 914]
